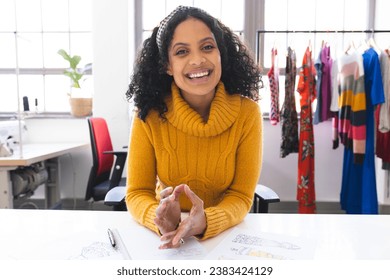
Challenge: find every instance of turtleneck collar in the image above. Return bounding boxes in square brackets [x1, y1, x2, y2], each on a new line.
[165, 82, 241, 137]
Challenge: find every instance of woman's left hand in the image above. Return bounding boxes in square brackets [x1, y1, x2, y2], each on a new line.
[154, 185, 186, 235]
[159, 184, 207, 249]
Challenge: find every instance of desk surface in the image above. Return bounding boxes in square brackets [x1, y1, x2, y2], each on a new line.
[0, 142, 90, 166]
[1, 209, 389, 260]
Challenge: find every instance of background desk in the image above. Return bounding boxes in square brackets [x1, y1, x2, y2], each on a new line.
[1, 209, 389, 260]
[0, 143, 89, 209]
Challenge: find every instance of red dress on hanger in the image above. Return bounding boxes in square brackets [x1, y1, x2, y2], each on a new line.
[296, 46, 317, 213]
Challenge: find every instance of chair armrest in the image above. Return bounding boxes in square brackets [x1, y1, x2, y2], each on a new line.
[103, 150, 128, 189]
[103, 150, 127, 157]
[255, 184, 280, 203]
[104, 186, 126, 206]
[252, 184, 280, 213]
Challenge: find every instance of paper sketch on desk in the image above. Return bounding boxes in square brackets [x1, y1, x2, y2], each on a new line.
[206, 228, 316, 260]
[118, 226, 207, 260]
[68, 240, 123, 260]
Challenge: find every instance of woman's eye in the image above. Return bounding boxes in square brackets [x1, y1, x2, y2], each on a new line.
[175, 49, 187, 55]
[203, 45, 215, 51]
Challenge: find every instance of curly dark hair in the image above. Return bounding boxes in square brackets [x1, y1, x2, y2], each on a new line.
[126, 6, 262, 121]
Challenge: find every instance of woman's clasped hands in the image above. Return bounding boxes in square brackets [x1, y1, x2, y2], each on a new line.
[154, 184, 206, 249]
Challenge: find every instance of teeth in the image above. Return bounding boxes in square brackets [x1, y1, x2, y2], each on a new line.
[188, 71, 209, 79]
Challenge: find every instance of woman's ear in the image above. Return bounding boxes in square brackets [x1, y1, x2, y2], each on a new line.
[166, 64, 173, 76]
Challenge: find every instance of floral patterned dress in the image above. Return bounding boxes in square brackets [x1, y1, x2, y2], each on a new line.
[280, 47, 299, 158]
[296, 47, 317, 214]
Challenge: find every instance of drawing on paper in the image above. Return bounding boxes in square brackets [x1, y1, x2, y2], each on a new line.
[230, 246, 286, 260]
[159, 246, 205, 258]
[68, 241, 119, 260]
[232, 233, 301, 250]
[205, 228, 316, 260]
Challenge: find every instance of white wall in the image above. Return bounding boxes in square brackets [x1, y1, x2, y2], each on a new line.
[92, 0, 133, 150]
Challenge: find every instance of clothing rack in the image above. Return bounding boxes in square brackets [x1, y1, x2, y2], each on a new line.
[257, 29, 390, 34]
[256, 29, 390, 65]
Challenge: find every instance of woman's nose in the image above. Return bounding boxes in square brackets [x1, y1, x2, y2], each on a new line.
[189, 51, 206, 65]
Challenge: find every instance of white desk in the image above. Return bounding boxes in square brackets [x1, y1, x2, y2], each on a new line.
[0, 143, 89, 209]
[0, 209, 389, 260]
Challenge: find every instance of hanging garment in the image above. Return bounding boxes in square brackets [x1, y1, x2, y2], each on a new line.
[330, 58, 339, 112]
[334, 51, 366, 163]
[296, 46, 317, 214]
[339, 48, 384, 214]
[268, 47, 280, 125]
[280, 47, 299, 158]
[378, 49, 390, 132]
[313, 47, 323, 124]
[376, 49, 390, 169]
[376, 107, 390, 169]
[320, 45, 333, 122]
[314, 45, 334, 124]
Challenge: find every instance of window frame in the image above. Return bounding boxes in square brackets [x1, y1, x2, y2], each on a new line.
[0, 0, 93, 117]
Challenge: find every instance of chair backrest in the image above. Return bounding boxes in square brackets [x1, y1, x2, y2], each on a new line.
[85, 117, 114, 200]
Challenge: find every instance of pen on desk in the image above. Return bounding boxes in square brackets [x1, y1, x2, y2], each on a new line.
[107, 228, 116, 248]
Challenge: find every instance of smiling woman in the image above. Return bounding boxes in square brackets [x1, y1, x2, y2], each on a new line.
[125, 6, 263, 250]
[166, 18, 222, 121]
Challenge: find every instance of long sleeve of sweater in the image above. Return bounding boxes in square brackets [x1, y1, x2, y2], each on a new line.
[125, 82, 263, 240]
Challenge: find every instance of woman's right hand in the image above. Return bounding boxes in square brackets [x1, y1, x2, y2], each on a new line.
[159, 184, 206, 249]
[154, 185, 183, 234]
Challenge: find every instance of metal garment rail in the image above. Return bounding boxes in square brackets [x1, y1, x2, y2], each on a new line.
[255, 29, 390, 65]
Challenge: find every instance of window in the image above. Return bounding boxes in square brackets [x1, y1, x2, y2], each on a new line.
[141, 0, 244, 43]
[0, 0, 93, 114]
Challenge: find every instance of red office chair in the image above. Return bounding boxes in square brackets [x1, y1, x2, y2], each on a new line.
[86, 117, 127, 209]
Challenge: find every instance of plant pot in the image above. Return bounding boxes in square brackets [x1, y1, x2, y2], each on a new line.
[69, 97, 93, 117]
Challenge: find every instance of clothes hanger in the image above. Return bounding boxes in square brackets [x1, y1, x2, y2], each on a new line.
[344, 40, 356, 54]
[368, 36, 381, 53]
[357, 37, 369, 53]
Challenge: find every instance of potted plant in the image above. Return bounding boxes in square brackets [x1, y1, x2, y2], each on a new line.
[57, 49, 92, 117]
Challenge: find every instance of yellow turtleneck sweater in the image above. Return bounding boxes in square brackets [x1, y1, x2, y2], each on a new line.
[126, 82, 263, 240]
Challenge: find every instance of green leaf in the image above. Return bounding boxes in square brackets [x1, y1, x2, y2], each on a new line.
[58, 48, 85, 89]
[72, 72, 83, 83]
[70, 55, 81, 70]
[57, 49, 72, 63]
[58, 49, 81, 70]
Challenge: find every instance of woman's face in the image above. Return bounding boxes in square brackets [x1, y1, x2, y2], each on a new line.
[166, 17, 222, 100]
